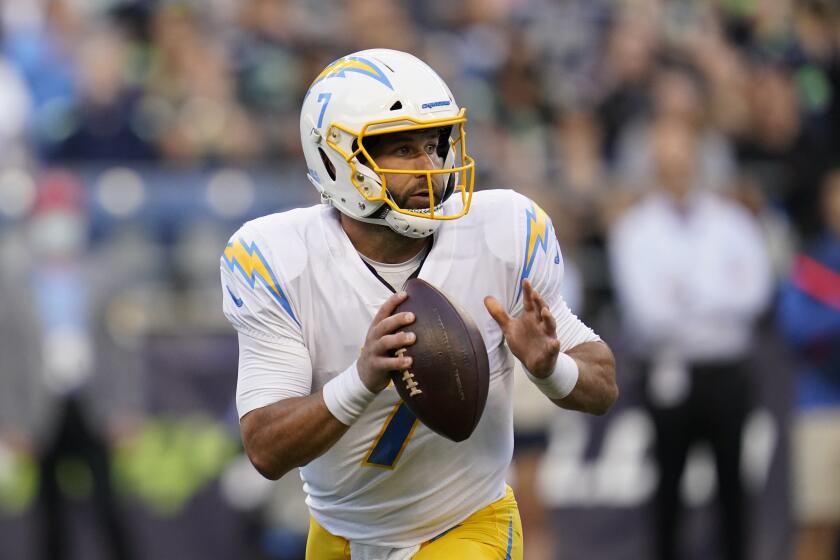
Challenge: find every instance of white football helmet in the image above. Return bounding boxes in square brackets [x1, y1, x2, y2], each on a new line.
[300, 49, 476, 238]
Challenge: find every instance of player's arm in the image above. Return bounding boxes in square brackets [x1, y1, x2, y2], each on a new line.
[485, 280, 618, 415]
[240, 387, 348, 480]
[484, 194, 617, 415]
[554, 340, 617, 414]
[239, 292, 415, 480]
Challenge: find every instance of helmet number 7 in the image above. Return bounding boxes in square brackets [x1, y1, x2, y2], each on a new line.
[316, 92, 332, 128]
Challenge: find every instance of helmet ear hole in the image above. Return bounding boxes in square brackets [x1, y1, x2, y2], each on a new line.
[318, 147, 337, 181]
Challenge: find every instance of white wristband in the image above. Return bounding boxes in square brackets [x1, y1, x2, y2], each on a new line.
[322, 361, 377, 426]
[525, 352, 579, 400]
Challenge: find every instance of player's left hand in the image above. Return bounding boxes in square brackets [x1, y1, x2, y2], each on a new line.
[484, 279, 560, 378]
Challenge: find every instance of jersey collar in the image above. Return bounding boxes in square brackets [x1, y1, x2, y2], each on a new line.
[321, 204, 458, 306]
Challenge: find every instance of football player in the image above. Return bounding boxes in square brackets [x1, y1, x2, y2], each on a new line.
[220, 49, 618, 559]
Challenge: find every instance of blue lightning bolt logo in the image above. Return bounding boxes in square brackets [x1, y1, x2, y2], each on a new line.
[517, 202, 552, 302]
[222, 239, 299, 325]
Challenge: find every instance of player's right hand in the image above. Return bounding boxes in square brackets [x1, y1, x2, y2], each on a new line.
[357, 291, 416, 393]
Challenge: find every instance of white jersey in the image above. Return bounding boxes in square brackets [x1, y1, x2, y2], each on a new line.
[220, 189, 598, 546]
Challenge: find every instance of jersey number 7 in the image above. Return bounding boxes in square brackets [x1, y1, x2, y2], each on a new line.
[362, 402, 418, 468]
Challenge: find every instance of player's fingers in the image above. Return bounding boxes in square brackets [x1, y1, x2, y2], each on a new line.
[522, 280, 534, 312]
[541, 306, 557, 337]
[376, 331, 416, 354]
[532, 288, 549, 311]
[372, 291, 409, 325]
[531, 287, 550, 324]
[533, 291, 553, 326]
[484, 296, 510, 330]
[373, 311, 415, 339]
[372, 354, 412, 373]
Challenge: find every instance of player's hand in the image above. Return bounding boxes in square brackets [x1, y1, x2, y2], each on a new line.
[357, 291, 416, 393]
[484, 279, 560, 378]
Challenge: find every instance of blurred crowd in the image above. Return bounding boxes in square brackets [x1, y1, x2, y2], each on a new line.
[1, 0, 840, 559]
[0, 0, 837, 235]
[1, 0, 838, 310]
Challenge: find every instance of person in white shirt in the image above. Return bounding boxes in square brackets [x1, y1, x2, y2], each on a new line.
[220, 49, 618, 560]
[609, 117, 772, 560]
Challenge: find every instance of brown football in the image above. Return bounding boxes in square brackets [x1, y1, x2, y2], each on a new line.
[390, 278, 489, 442]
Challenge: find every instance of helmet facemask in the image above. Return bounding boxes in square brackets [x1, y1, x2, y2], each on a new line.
[325, 110, 475, 235]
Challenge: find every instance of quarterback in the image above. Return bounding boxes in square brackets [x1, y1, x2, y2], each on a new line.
[220, 49, 617, 559]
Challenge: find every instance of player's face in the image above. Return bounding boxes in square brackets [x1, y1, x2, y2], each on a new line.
[365, 129, 445, 210]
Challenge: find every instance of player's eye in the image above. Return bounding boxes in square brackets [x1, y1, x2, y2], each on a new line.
[395, 145, 412, 156]
[424, 142, 438, 155]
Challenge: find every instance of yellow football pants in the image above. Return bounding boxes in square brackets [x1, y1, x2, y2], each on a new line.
[305, 485, 524, 559]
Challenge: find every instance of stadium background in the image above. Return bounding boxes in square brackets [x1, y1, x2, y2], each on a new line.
[0, 0, 836, 558]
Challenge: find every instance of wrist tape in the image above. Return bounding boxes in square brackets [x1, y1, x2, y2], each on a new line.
[322, 361, 377, 426]
[525, 352, 579, 400]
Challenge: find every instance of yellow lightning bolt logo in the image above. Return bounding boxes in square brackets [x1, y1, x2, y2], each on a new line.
[222, 239, 299, 325]
[308, 56, 393, 93]
[518, 202, 552, 301]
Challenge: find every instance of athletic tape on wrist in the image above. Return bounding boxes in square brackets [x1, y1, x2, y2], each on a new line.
[322, 361, 377, 425]
[525, 352, 579, 400]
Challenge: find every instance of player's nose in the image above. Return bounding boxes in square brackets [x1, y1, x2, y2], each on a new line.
[412, 151, 438, 176]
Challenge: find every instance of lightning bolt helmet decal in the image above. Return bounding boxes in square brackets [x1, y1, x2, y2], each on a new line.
[307, 56, 394, 95]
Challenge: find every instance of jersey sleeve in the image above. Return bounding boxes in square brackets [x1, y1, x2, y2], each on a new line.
[508, 193, 600, 352]
[220, 222, 302, 342]
[220, 222, 312, 417]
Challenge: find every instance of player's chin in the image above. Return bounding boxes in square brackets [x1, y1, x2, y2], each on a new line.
[404, 196, 433, 210]
[402, 191, 446, 210]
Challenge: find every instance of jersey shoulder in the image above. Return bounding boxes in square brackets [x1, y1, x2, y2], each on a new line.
[224, 204, 325, 282]
[221, 205, 325, 332]
[465, 188, 558, 266]
[467, 188, 530, 219]
[238, 204, 325, 250]
[467, 188, 547, 230]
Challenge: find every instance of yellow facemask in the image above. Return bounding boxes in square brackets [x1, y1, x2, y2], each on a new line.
[325, 108, 476, 220]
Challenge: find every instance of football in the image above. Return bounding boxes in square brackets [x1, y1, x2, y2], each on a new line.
[391, 278, 490, 442]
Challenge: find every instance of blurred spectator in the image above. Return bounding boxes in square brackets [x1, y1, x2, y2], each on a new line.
[792, 1, 840, 155]
[779, 168, 840, 560]
[0, 170, 143, 559]
[232, 0, 307, 159]
[608, 119, 773, 560]
[727, 172, 798, 281]
[4, 0, 80, 156]
[596, 16, 657, 163]
[346, 0, 418, 53]
[0, 54, 32, 166]
[550, 110, 605, 217]
[614, 65, 737, 194]
[146, 4, 262, 162]
[689, 22, 751, 136]
[734, 62, 825, 240]
[493, 29, 554, 193]
[48, 27, 159, 161]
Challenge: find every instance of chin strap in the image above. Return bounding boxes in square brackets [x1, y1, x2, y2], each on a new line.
[347, 204, 441, 239]
[323, 179, 447, 239]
